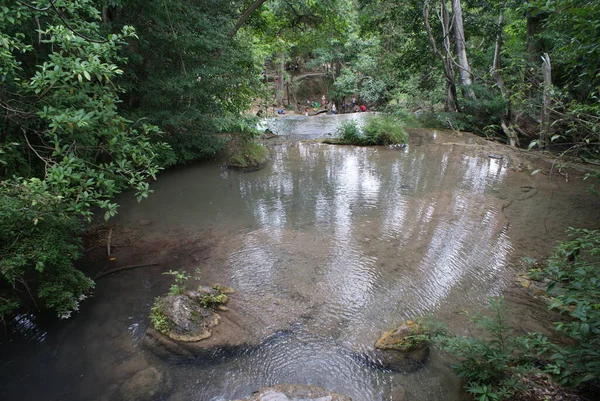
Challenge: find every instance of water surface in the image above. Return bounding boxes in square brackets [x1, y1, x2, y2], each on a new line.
[2, 115, 598, 401]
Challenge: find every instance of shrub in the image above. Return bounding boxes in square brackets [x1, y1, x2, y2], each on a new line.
[436, 297, 549, 400]
[0, 187, 94, 322]
[536, 228, 600, 386]
[335, 114, 408, 146]
[338, 120, 363, 144]
[362, 114, 408, 145]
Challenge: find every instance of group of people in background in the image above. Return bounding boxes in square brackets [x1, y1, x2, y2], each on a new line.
[302, 95, 366, 116]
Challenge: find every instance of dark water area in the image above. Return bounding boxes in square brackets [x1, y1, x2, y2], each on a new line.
[1, 114, 599, 401]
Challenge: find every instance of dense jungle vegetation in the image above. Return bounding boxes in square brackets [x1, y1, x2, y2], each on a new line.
[1, 0, 599, 398]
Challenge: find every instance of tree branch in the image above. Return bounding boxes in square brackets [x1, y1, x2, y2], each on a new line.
[230, 0, 269, 37]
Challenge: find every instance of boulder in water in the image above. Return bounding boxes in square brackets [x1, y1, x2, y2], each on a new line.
[230, 384, 352, 401]
[369, 321, 429, 372]
[119, 367, 172, 401]
[154, 293, 221, 342]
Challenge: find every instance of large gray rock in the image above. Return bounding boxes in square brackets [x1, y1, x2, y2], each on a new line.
[231, 384, 352, 401]
[119, 367, 172, 401]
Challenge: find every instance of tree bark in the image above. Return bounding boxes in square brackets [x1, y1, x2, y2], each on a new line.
[423, 0, 459, 112]
[491, 11, 505, 94]
[451, 0, 476, 101]
[230, 0, 269, 37]
[541, 53, 552, 148]
[275, 53, 285, 107]
[491, 5, 518, 147]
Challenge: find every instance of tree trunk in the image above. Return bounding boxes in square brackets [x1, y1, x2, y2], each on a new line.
[491, 11, 505, 94]
[275, 53, 285, 107]
[540, 53, 552, 148]
[451, 0, 476, 101]
[525, 5, 548, 96]
[423, 0, 459, 112]
[491, 5, 518, 147]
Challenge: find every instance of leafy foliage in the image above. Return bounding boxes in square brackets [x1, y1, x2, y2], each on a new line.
[110, 0, 263, 164]
[437, 229, 600, 399]
[437, 297, 551, 400]
[537, 228, 600, 386]
[198, 293, 228, 308]
[1, 1, 167, 320]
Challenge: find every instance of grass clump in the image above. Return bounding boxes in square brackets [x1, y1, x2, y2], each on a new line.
[335, 114, 408, 146]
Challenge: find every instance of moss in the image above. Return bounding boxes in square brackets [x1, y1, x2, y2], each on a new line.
[228, 140, 269, 169]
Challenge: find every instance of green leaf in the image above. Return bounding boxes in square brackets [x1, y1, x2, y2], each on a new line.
[580, 323, 590, 336]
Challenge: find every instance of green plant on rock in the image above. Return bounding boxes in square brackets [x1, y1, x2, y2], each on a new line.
[163, 270, 191, 295]
[150, 298, 173, 334]
[198, 293, 228, 308]
[163, 268, 201, 295]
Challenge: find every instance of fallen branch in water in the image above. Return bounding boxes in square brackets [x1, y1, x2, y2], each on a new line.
[94, 263, 160, 280]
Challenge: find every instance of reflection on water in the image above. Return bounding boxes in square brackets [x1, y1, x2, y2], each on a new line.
[2, 117, 595, 401]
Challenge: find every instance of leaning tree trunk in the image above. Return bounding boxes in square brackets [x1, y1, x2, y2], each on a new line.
[423, 0, 459, 112]
[451, 0, 476, 101]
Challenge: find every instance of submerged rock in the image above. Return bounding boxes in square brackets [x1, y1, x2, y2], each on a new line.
[367, 321, 429, 372]
[516, 273, 554, 304]
[119, 367, 172, 401]
[231, 384, 353, 401]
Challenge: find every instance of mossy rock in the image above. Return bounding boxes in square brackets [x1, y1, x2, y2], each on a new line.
[153, 294, 221, 342]
[369, 321, 429, 372]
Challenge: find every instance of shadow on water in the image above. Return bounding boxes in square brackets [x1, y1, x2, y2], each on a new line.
[2, 115, 600, 401]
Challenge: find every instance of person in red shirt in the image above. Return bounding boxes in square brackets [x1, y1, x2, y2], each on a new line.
[360, 104, 367, 112]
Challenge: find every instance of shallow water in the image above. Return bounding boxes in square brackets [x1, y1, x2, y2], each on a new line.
[2, 115, 599, 401]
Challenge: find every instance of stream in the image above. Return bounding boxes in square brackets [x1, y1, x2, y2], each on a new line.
[2, 113, 599, 401]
